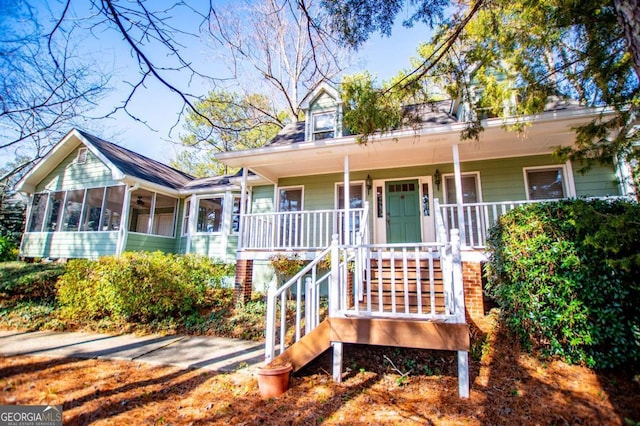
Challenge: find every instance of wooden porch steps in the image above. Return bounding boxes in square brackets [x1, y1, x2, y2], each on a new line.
[270, 317, 469, 372]
[355, 258, 447, 314]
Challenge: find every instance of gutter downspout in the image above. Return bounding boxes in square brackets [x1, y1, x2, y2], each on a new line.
[116, 182, 139, 255]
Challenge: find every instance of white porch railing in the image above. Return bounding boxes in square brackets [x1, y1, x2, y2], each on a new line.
[264, 230, 464, 362]
[435, 196, 631, 248]
[339, 237, 464, 322]
[240, 206, 367, 251]
[435, 199, 535, 248]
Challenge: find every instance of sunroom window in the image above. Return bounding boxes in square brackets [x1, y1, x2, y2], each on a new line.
[27, 194, 48, 232]
[101, 186, 124, 231]
[45, 192, 65, 232]
[197, 197, 224, 233]
[525, 167, 566, 200]
[312, 111, 335, 140]
[81, 187, 104, 231]
[153, 194, 177, 236]
[128, 189, 177, 236]
[61, 189, 85, 232]
[26, 186, 125, 233]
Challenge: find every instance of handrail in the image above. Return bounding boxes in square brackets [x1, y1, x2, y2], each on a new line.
[265, 244, 332, 362]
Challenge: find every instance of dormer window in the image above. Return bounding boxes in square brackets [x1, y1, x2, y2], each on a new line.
[312, 111, 336, 140]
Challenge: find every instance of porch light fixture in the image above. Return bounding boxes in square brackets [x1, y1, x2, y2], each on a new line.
[434, 169, 441, 191]
[366, 175, 372, 194]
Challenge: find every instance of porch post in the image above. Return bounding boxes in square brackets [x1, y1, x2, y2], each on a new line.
[452, 144, 467, 245]
[344, 155, 350, 245]
[332, 341, 343, 383]
[238, 167, 248, 250]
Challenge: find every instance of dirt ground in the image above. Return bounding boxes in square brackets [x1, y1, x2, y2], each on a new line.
[1, 315, 638, 425]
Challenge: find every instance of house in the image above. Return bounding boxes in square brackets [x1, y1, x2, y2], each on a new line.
[16, 83, 634, 397]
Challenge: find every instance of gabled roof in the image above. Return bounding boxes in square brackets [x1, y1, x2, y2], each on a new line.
[76, 130, 194, 190]
[300, 82, 342, 111]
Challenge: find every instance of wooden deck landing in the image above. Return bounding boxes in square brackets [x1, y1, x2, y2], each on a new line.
[271, 317, 469, 372]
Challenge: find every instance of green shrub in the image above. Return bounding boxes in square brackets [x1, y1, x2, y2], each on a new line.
[57, 251, 234, 323]
[486, 199, 640, 369]
[0, 235, 17, 262]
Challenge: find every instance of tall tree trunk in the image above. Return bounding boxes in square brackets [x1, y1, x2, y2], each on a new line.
[613, 0, 640, 80]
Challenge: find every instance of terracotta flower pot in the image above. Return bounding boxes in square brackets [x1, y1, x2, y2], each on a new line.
[257, 363, 292, 398]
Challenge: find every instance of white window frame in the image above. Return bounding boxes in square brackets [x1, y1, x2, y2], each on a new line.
[523, 164, 575, 201]
[152, 193, 177, 237]
[76, 147, 88, 164]
[27, 193, 49, 233]
[311, 110, 336, 141]
[277, 186, 304, 212]
[230, 195, 241, 234]
[334, 181, 365, 209]
[181, 199, 191, 236]
[194, 195, 225, 234]
[443, 172, 483, 204]
[128, 190, 177, 238]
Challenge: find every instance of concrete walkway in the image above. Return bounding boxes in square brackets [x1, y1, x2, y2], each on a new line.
[0, 330, 265, 373]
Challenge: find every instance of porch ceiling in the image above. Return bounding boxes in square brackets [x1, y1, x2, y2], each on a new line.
[217, 109, 608, 182]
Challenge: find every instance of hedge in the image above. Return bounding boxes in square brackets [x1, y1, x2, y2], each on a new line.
[486, 199, 640, 368]
[57, 251, 234, 323]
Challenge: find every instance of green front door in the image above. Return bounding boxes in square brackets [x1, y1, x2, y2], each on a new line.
[385, 180, 421, 243]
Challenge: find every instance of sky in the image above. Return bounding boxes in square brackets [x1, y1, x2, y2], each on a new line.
[8, 1, 430, 167]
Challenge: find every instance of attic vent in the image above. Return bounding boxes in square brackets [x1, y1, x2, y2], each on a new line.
[77, 148, 88, 164]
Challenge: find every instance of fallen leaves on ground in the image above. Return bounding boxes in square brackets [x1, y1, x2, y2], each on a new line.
[1, 315, 638, 425]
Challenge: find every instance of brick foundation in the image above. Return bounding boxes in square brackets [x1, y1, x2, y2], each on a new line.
[462, 260, 485, 321]
[234, 259, 253, 303]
